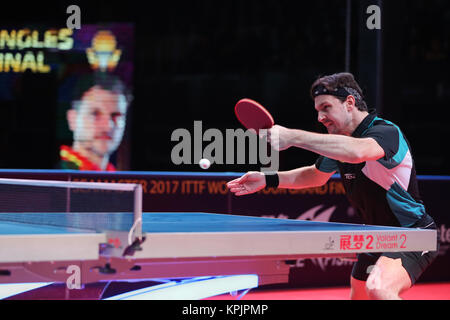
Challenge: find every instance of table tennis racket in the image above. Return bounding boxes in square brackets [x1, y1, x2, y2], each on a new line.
[234, 98, 274, 133]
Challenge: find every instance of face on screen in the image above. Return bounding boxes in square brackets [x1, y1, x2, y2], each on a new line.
[67, 86, 127, 156]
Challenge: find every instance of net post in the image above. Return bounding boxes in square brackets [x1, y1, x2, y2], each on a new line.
[66, 185, 71, 213]
[132, 183, 143, 241]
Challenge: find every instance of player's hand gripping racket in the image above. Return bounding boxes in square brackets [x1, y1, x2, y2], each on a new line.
[234, 98, 274, 133]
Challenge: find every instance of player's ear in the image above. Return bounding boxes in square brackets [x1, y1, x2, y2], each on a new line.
[67, 108, 77, 132]
[345, 95, 356, 111]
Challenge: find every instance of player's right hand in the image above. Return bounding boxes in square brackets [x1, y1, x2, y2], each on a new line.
[226, 171, 266, 196]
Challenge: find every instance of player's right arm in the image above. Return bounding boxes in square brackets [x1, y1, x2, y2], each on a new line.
[227, 165, 333, 196]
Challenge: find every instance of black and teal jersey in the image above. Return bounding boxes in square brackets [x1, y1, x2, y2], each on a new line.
[315, 111, 428, 227]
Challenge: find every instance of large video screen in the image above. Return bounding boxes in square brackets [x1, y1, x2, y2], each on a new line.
[0, 23, 134, 171]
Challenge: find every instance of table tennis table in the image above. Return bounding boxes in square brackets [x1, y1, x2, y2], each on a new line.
[0, 211, 438, 300]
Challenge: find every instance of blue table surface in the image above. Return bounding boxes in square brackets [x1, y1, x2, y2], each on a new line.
[140, 212, 406, 232]
[0, 212, 408, 236]
[0, 220, 96, 235]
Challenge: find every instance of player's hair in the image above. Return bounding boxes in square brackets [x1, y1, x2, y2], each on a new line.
[310, 72, 368, 111]
[71, 73, 132, 110]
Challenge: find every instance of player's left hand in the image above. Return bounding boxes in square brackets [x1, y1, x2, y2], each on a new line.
[227, 171, 266, 196]
[260, 125, 293, 151]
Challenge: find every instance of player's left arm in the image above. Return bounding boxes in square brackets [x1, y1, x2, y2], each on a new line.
[269, 126, 385, 164]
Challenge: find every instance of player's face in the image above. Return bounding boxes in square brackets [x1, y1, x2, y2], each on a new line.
[70, 87, 127, 156]
[314, 95, 351, 135]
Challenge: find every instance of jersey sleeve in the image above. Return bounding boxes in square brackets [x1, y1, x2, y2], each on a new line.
[363, 123, 409, 168]
[315, 155, 339, 173]
[363, 124, 399, 160]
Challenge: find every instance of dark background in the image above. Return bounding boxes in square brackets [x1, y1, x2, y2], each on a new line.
[0, 0, 449, 175]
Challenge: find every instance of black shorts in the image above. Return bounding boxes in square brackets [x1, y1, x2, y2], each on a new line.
[351, 215, 440, 285]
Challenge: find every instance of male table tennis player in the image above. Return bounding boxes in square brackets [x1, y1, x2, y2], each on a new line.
[60, 73, 130, 171]
[227, 72, 439, 300]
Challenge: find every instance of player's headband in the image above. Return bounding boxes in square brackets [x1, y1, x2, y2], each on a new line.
[312, 84, 363, 101]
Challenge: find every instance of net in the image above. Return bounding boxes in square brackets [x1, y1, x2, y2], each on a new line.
[0, 178, 142, 238]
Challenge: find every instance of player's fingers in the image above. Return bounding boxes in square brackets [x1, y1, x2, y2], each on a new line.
[229, 183, 253, 196]
[228, 187, 242, 193]
[229, 186, 247, 195]
[227, 182, 240, 189]
[258, 129, 268, 141]
[227, 175, 246, 186]
[227, 176, 249, 190]
[235, 188, 252, 196]
[271, 140, 280, 151]
[267, 128, 280, 150]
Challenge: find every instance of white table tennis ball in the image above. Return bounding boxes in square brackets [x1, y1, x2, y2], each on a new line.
[199, 158, 211, 169]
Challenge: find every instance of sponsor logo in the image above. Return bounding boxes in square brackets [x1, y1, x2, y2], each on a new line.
[344, 173, 356, 180]
[86, 30, 122, 72]
[339, 233, 407, 251]
[323, 237, 335, 250]
[261, 204, 360, 271]
[296, 205, 354, 271]
[295, 204, 336, 222]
